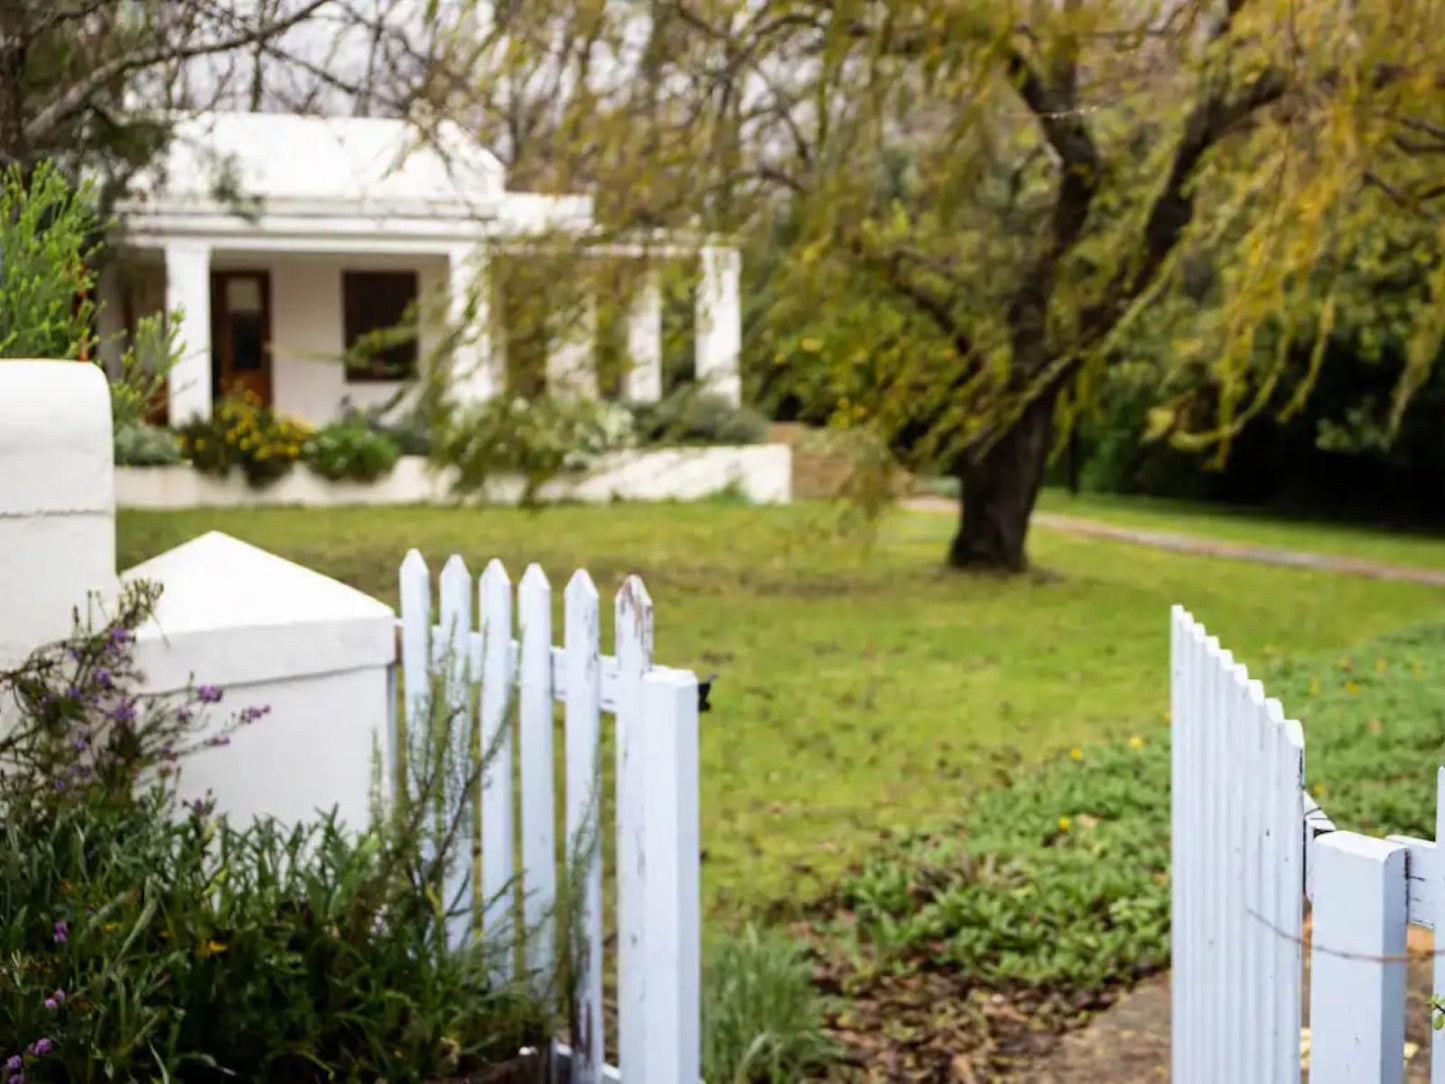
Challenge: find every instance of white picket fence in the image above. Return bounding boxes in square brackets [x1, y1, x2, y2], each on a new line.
[391, 551, 700, 1084]
[1171, 605, 1445, 1084]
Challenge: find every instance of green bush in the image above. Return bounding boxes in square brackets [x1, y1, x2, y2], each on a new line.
[703, 925, 836, 1083]
[177, 392, 312, 487]
[304, 421, 402, 482]
[338, 400, 434, 456]
[0, 162, 98, 363]
[630, 389, 770, 446]
[113, 421, 183, 466]
[0, 584, 554, 1082]
[434, 395, 634, 503]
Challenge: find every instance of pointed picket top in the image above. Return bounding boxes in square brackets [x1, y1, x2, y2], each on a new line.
[565, 567, 600, 613]
[518, 563, 556, 986]
[438, 555, 473, 667]
[480, 557, 511, 602]
[401, 547, 430, 586]
[615, 573, 654, 670]
[478, 556, 515, 976]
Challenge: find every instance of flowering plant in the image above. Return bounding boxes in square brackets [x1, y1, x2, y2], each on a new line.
[0, 586, 555, 1082]
[177, 390, 312, 487]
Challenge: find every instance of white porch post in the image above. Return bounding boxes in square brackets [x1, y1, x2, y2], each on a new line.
[448, 243, 499, 405]
[548, 292, 598, 397]
[625, 268, 664, 403]
[164, 241, 213, 422]
[695, 245, 742, 406]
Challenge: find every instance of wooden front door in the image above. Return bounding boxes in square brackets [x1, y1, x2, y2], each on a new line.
[211, 271, 273, 404]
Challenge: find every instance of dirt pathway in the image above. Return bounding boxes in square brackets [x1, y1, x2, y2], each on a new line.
[905, 497, 1445, 587]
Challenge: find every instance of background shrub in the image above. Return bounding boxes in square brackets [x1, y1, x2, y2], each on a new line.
[630, 389, 770, 446]
[303, 421, 402, 482]
[113, 421, 182, 466]
[434, 395, 634, 502]
[177, 393, 311, 487]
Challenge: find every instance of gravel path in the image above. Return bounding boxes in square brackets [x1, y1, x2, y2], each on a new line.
[905, 498, 1445, 587]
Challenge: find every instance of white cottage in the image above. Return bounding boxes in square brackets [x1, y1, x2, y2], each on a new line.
[102, 111, 742, 425]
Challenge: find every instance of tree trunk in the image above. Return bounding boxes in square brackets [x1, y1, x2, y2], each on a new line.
[949, 394, 1055, 573]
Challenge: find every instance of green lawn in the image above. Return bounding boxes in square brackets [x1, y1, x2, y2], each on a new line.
[1035, 488, 1445, 570]
[117, 502, 1445, 917]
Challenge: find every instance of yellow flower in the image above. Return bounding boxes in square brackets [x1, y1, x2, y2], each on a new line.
[1128, 735, 1145, 751]
[1312, 783, 1327, 798]
[801, 337, 822, 352]
[1069, 747, 1083, 761]
[102, 923, 119, 934]
[1344, 680, 1361, 695]
[1308, 677, 1321, 696]
[1057, 816, 1071, 832]
[197, 939, 228, 958]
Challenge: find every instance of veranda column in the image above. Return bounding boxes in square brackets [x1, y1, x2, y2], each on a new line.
[547, 291, 598, 397]
[164, 241, 213, 422]
[625, 267, 663, 403]
[448, 242, 500, 405]
[695, 245, 742, 406]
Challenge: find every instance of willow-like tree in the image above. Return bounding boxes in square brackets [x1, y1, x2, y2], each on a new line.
[430, 0, 1445, 571]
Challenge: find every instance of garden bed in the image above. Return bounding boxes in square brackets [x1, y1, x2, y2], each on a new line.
[115, 446, 792, 509]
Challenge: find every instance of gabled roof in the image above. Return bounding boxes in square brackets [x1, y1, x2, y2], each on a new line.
[125, 111, 506, 219]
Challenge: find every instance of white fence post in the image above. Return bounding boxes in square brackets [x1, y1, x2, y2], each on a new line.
[439, 556, 475, 951]
[480, 560, 515, 971]
[1309, 832, 1408, 1084]
[638, 668, 701, 1084]
[615, 575, 654, 1081]
[564, 571, 605, 1084]
[519, 565, 557, 987]
[1269, 702, 1305, 1084]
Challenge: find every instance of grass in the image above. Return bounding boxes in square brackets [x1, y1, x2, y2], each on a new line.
[813, 616, 1445, 1077]
[1034, 487, 1445, 571]
[117, 502, 1445, 917]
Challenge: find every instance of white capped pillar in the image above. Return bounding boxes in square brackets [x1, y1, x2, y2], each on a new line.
[164, 241, 213, 422]
[0, 362, 118, 672]
[548, 293, 598, 397]
[448, 243, 499, 405]
[695, 245, 741, 406]
[625, 268, 664, 403]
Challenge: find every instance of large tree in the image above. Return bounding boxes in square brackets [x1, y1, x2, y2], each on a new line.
[433, 0, 1445, 571]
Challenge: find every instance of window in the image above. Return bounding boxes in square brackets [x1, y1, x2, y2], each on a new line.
[342, 271, 419, 382]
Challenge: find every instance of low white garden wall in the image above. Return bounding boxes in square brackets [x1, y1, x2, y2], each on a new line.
[115, 444, 792, 509]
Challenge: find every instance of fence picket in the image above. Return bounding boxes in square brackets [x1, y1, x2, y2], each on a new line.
[615, 575, 655, 1083]
[439, 556, 475, 951]
[1243, 678, 1268, 1079]
[1224, 661, 1248, 1079]
[399, 549, 431, 780]
[638, 669, 701, 1084]
[480, 559, 515, 972]
[1169, 607, 1189, 1082]
[564, 571, 605, 1084]
[1271, 703, 1305, 1084]
[1206, 637, 1227, 1082]
[1433, 768, 1445, 1084]
[519, 565, 556, 987]
[1309, 832, 1408, 1084]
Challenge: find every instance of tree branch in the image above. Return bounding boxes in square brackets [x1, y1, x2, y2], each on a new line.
[22, 0, 335, 147]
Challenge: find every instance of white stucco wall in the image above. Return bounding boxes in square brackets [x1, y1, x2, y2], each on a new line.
[214, 252, 448, 425]
[0, 362, 118, 671]
[124, 531, 397, 830]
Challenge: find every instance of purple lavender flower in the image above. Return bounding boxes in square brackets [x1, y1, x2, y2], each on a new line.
[108, 627, 131, 647]
[65, 685, 80, 701]
[95, 668, 113, 690]
[51, 990, 64, 1004]
[10, 1072, 23, 1083]
[110, 699, 137, 724]
[6, 1055, 20, 1070]
[175, 707, 192, 723]
[42, 998, 56, 1012]
[52, 779, 65, 792]
[74, 737, 87, 752]
[32, 1038, 52, 1056]
[53, 921, 67, 945]
[239, 704, 272, 724]
[197, 684, 223, 704]
[207, 735, 231, 748]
